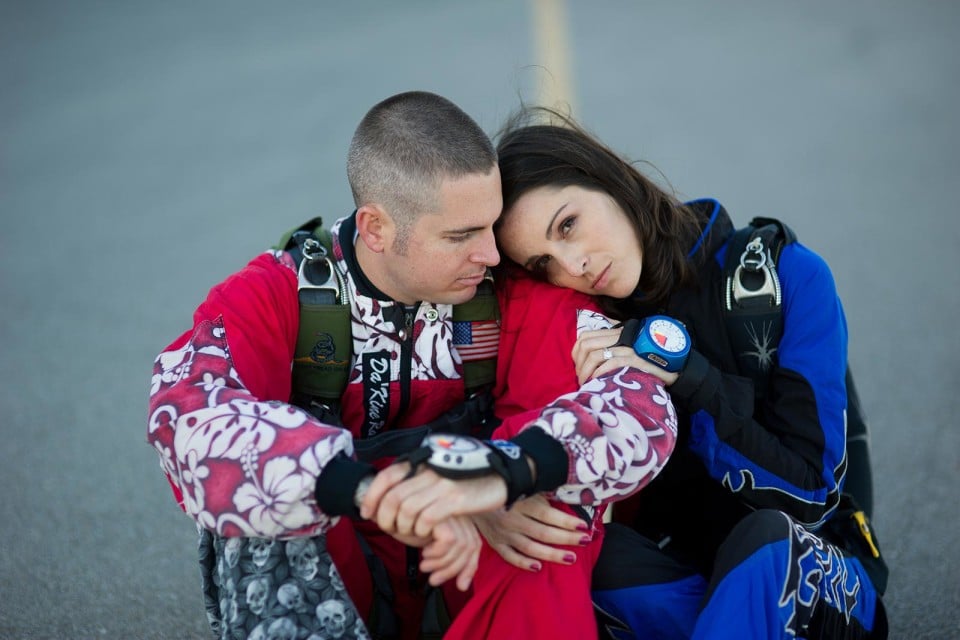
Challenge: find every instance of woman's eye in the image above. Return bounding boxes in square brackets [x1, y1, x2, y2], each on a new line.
[533, 255, 552, 272]
[448, 234, 470, 243]
[558, 215, 575, 236]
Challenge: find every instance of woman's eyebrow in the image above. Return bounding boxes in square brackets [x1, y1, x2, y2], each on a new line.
[545, 203, 568, 239]
[519, 203, 570, 269]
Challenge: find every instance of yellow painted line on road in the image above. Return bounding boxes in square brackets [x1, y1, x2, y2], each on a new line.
[532, 0, 606, 522]
[531, 0, 577, 113]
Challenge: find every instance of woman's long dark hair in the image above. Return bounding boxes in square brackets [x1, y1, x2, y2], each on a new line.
[495, 107, 702, 309]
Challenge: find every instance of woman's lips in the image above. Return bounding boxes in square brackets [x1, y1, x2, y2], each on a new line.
[592, 264, 611, 290]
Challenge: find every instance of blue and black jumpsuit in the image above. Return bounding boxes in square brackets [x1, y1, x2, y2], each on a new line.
[592, 200, 887, 639]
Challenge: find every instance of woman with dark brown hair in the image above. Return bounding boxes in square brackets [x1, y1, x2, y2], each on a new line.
[490, 108, 888, 639]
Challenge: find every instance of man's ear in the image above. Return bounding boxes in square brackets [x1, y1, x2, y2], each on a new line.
[355, 204, 393, 254]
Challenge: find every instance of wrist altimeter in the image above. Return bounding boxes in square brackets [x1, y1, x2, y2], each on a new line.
[630, 315, 691, 373]
[410, 434, 534, 505]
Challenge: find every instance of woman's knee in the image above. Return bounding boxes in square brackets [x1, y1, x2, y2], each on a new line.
[712, 510, 793, 577]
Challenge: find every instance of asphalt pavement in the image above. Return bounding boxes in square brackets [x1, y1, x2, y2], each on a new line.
[1, 1, 957, 637]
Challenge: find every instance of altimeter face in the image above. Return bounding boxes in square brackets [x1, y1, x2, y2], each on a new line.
[647, 317, 688, 354]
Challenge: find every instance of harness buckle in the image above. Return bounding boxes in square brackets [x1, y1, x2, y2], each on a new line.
[726, 236, 782, 310]
[739, 237, 767, 271]
[301, 237, 326, 262]
[298, 238, 342, 304]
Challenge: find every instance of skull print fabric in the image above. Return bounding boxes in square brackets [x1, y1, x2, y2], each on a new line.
[200, 529, 368, 639]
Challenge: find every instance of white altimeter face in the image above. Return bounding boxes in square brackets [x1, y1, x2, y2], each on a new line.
[648, 318, 688, 353]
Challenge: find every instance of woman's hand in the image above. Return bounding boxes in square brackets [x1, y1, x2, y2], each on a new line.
[472, 494, 591, 571]
[573, 327, 679, 386]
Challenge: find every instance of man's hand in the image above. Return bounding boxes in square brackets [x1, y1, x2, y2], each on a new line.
[387, 515, 482, 592]
[473, 494, 590, 571]
[360, 462, 508, 539]
[419, 515, 481, 591]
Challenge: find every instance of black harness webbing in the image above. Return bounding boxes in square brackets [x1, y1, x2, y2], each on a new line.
[722, 217, 796, 398]
[351, 390, 497, 463]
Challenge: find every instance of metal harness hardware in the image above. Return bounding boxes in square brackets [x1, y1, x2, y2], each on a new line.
[726, 232, 782, 311]
[297, 236, 345, 305]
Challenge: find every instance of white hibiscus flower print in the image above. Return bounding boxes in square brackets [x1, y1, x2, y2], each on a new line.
[233, 456, 315, 537]
[174, 399, 309, 463]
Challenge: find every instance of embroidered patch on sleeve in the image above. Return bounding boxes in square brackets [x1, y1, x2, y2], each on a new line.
[453, 320, 499, 361]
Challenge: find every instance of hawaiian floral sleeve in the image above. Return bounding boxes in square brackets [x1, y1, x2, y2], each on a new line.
[147, 252, 354, 540]
[529, 366, 677, 506]
[494, 279, 678, 507]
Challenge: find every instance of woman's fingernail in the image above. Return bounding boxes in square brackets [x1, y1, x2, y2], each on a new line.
[563, 553, 576, 564]
[579, 536, 592, 546]
[529, 562, 542, 572]
[576, 522, 590, 532]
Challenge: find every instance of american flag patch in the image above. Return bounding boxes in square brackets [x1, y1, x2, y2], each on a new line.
[453, 320, 500, 361]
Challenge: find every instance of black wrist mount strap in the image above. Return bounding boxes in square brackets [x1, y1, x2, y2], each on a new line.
[399, 434, 535, 507]
[485, 440, 535, 507]
[314, 452, 377, 518]
[395, 445, 435, 478]
[614, 318, 642, 348]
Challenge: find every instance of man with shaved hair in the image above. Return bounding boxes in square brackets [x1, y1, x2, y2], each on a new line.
[147, 91, 677, 639]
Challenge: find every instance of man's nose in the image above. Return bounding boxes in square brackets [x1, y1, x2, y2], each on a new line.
[472, 229, 500, 266]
